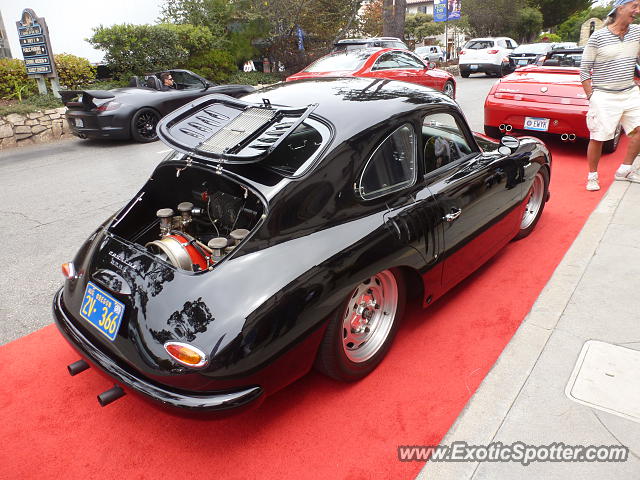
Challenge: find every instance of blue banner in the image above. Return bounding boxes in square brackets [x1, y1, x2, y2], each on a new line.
[447, 0, 461, 20]
[434, 0, 447, 22]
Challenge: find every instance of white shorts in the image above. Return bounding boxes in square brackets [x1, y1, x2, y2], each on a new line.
[587, 87, 640, 141]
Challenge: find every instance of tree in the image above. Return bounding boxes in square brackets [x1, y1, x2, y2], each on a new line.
[556, 5, 611, 42]
[527, 0, 594, 29]
[360, 0, 383, 37]
[514, 7, 543, 43]
[88, 24, 188, 76]
[383, 0, 407, 38]
[462, 0, 527, 37]
[405, 14, 444, 43]
[53, 54, 96, 89]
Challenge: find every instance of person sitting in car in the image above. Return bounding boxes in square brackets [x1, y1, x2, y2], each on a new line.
[159, 72, 176, 91]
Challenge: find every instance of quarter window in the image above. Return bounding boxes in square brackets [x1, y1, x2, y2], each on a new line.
[359, 124, 417, 200]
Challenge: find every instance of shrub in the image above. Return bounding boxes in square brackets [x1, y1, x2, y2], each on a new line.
[227, 70, 284, 86]
[54, 53, 96, 89]
[0, 58, 37, 100]
[537, 33, 562, 43]
[187, 49, 237, 83]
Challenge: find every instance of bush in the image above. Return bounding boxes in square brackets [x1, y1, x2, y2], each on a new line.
[0, 58, 37, 100]
[54, 53, 96, 89]
[187, 49, 237, 83]
[226, 71, 284, 86]
[538, 33, 562, 43]
[0, 94, 63, 116]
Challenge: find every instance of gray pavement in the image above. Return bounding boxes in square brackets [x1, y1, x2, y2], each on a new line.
[418, 166, 640, 479]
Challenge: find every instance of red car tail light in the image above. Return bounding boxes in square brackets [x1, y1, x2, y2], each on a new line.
[487, 49, 499, 54]
[164, 342, 208, 368]
[96, 101, 121, 112]
[459, 50, 466, 55]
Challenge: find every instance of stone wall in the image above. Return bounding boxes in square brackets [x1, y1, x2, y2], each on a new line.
[0, 107, 73, 150]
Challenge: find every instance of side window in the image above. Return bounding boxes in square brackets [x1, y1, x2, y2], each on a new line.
[422, 113, 474, 173]
[395, 52, 425, 68]
[497, 40, 506, 48]
[171, 71, 204, 89]
[372, 53, 400, 70]
[359, 124, 417, 200]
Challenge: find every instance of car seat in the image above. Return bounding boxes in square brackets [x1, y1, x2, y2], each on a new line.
[424, 136, 451, 172]
[542, 59, 560, 66]
[145, 76, 162, 90]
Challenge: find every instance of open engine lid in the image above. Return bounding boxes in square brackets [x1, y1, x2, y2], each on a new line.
[157, 94, 318, 164]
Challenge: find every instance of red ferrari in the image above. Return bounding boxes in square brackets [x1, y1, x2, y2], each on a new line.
[484, 48, 621, 153]
[287, 48, 456, 98]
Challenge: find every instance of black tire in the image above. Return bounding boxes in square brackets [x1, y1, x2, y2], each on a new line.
[484, 125, 501, 138]
[460, 70, 470, 78]
[130, 108, 161, 142]
[443, 80, 455, 98]
[315, 269, 406, 381]
[514, 167, 549, 240]
[603, 124, 622, 154]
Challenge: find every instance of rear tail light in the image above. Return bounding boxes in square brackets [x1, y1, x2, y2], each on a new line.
[164, 342, 208, 368]
[487, 49, 499, 54]
[96, 101, 121, 112]
[61, 262, 76, 279]
[459, 50, 466, 55]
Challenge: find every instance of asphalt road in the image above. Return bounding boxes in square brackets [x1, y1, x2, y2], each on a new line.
[0, 75, 497, 345]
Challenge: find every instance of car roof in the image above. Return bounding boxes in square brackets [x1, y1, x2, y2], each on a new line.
[336, 37, 403, 43]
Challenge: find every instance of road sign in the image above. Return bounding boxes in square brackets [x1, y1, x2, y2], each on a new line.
[15, 8, 56, 77]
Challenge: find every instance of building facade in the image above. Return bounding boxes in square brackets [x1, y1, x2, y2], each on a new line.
[0, 10, 12, 59]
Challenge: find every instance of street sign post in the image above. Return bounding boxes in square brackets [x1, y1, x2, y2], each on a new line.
[15, 8, 60, 97]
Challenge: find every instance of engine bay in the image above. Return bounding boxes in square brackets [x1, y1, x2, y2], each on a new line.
[109, 159, 265, 271]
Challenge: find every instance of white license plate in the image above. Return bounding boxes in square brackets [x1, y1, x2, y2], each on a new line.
[518, 59, 528, 65]
[74, 118, 84, 128]
[470, 65, 478, 70]
[524, 117, 549, 132]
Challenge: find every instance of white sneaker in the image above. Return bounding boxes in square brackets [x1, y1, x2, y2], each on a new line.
[586, 177, 600, 191]
[614, 168, 640, 183]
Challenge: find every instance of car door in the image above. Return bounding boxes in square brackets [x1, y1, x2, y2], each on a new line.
[420, 110, 525, 291]
[160, 70, 209, 113]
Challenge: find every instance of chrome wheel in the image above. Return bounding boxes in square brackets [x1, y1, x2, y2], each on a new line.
[521, 171, 545, 230]
[341, 270, 399, 363]
[443, 81, 455, 98]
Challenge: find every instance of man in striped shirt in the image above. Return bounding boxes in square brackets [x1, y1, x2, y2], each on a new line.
[580, 0, 640, 191]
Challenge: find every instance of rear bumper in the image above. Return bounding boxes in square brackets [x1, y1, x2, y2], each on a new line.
[52, 288, 264, 414]
[65, 111, 130, 140]
[484, 95, 590, 138]
[459, 62, 504, 75]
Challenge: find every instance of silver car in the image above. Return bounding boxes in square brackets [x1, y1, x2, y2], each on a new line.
[415, 45, 446, 62]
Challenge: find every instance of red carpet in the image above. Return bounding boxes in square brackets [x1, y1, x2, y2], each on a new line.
[0, 140, 625, 480]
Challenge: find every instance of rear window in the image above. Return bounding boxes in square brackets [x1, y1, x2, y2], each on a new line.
[305, 51, 370, 72]
[464, 40, 495, 50]
[545, 52, 582, 67]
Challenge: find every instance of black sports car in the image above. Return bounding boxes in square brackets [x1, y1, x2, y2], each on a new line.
[60, 69, 255, 142]
[53, 77, 551, 414]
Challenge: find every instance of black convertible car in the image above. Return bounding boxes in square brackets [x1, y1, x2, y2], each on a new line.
[60, 69, 255, 142]
[53, 77, 551, 414]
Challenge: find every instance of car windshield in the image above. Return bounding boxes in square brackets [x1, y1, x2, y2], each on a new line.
[304, 51, 370, 72]
[545, 52, 582, 67]
[512, 44, 551, 54]
[464, 40, 494, 50]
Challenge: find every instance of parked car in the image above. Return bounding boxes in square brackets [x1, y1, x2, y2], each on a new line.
[54, 77, 551, 414]
[415, 45, 446, 62]
[60, 69, 254, 143]
[508, 43, 556, 70]
[484, 48, 621, 153]
[287, 48, 456, 98]
[332, 37, 409, 52]
[458, 36, 518, 77]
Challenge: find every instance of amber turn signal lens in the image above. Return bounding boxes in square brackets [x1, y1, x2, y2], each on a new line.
[61, 262, 76, 279]
[164, 342, 208, 368]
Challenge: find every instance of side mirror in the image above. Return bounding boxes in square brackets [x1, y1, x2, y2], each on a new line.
[498, 135, 520, 155]
[427, 61, 437, 69]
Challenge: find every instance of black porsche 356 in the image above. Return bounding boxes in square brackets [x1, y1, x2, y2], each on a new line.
[53, 77, 551, 413]
[60, 69, 254, 142]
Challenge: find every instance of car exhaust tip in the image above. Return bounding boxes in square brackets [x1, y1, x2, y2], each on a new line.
[97, 385, 126, 407]
[499, 124, 506, 132]
[505, 125, 513, 132]
[561, 133, 569, 141]
[568, 134, 576, 142]
[67, 359, 90, 376]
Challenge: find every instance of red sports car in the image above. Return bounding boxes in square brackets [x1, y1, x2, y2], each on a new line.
[287, 48, 456, 98]
[484, 48, 621, 153]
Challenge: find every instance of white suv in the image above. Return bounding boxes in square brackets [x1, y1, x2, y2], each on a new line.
[458, 37, 518, 77]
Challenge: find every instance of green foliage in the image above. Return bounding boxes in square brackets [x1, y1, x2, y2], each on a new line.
[226, 70, 283, 86]
[0, 58, 37, 100]
[88, 24, 188, 77]
[527, 0, 594, 29]
[159, 23, 221, 53]
[53, 53, 96, 89]
[0, 94, 63, 116]
[462, 0, 528, 37]
[360, 0, 383, 37]
[537, 32, 561, 42]
[187, 49, 237, 83]
[76, 79, 130, 90]
[556, 5, 611, 42]
[405, 14, 445, 42]
[515, 7, 544, 42]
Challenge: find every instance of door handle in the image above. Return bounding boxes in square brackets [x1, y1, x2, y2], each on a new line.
[443, 207, 462, 222]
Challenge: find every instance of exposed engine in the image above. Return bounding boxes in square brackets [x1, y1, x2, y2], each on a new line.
[109, 161, 265, 272]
